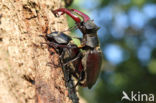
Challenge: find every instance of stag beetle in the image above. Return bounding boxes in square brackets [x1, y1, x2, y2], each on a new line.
[42, 32, 85, 84]
[52, 8, 102, 89]
[42, 32, 85, 103]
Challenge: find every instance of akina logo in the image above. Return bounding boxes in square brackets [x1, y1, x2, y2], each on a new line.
[121, 91, 155, 102]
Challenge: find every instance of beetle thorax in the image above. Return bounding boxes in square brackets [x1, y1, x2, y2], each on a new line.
[86, 35, 99, 48]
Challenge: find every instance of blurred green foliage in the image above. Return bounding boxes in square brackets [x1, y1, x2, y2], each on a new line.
[66, 0, 156, 103]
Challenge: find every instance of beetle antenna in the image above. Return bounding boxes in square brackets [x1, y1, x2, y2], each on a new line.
[60, 25, 78, 33]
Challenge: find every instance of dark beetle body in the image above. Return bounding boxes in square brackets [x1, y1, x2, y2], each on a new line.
[85, 35, 99, 48]
[52, 8, 102, 89]
[45, 32, 81, 103]
[46, 32, 85, 82]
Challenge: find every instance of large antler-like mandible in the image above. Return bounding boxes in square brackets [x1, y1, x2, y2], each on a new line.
[52, 8, 81, 23]
[70, 9, 90, 22]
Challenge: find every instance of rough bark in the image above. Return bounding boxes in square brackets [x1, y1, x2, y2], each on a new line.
[0, 0, 71, 103]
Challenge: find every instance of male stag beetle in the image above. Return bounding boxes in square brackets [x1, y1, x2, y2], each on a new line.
[52, 8, 102, 89]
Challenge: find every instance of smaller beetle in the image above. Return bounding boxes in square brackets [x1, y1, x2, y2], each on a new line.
[42, 32, 84, 102]
[42, 32, 85, 83]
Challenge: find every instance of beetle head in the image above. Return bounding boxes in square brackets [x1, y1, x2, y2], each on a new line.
[79, 20, 100, 34]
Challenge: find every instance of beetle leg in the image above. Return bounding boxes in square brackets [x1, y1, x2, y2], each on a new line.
[39, 35, 46, 39]
[47, 42, 60, 54]
[47, 42, 70, 54]
[65, 73, 79, 89]
[63, 52, 82, 66]
[70, 9, 90, 22]
[39, 35, 59, 54]
[52, 8, 81, 23]
[48, 42, 72, 49]
[73, 81, 79, 89]
[69, 74, 82, 89]
[59, 48, 66, 64]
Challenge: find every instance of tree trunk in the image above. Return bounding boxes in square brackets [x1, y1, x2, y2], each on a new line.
[0, 0, 72, 103]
